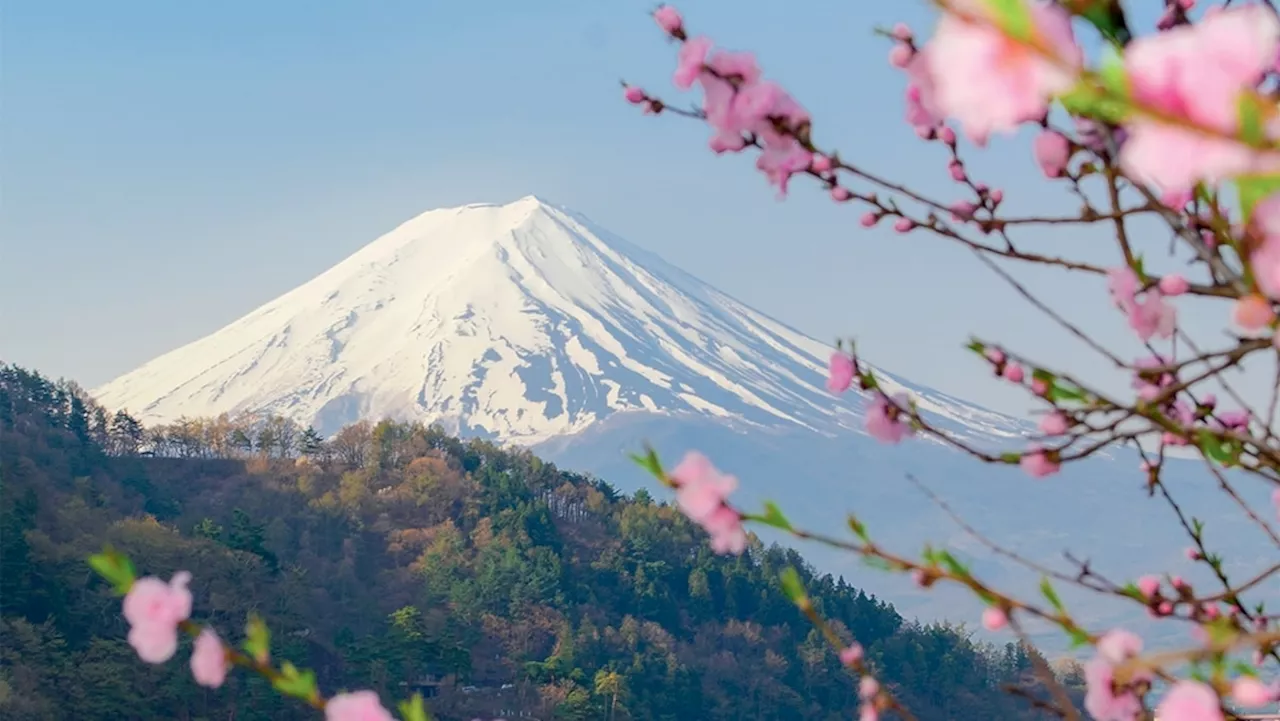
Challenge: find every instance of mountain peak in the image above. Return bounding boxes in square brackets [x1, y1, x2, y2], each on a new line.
[94, 200, 1025, 445]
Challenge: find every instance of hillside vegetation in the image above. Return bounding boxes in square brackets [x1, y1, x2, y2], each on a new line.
[0, 363, 1075, 720]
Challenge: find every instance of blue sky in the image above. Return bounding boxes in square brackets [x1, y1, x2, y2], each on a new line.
[2, 0, 1271, 417]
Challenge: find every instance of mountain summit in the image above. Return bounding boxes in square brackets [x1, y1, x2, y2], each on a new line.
[94, 196, 1022, 443]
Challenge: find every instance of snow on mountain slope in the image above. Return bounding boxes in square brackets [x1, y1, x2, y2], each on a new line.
[94, 195, 1027, 444]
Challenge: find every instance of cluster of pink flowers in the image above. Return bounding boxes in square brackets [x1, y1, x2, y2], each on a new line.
[122, 572, 194, 664]
[1118, 6, 1280, 194]
[1107, 267, 1181, 342]
[1083, 630, 1152, 721]
[122, 572, 397, 719]
[650, 6, 813, 196]
[670, 451, 747, 554]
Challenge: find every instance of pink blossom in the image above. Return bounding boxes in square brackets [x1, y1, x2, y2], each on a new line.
[1155, 681, 1224, 721]
[982, 607, 1008, 631]
[673, 36, 712, 90]
[623, 86, 646, 104]
[1108, 266, 1176, 340]
[840, 643, 864, 665]
[1234, 295, 1275, 331]
[865, 392, 912, 444]
[1159, 274, 1190, 296]
[893, 218, 914, 233]
[859, 676, 879, 700]
[122, 572, 193, 664]
[1250, 194, 1280, 300]
[1137, 575, 1160, 599]
[701, 505, 747, 554]
[653, 5, 683, 35]
[670, 451, 736, 522]
[670, 452, 745, 555]
[810, 154, 832, 173]
[1039, 412, 1068, 436]
[1003, 363, 1025, 383]
[925, 0, 1081, 145]
[1231, 677, 1275, 708]
[1020, 445, 1059, 478]
[1032, 130, 1071, 178]
[1084, 630, 1150, 721]
[832, 186, 853, 202]
[1185, 547, 1199, 561]
[190, 628, 230, 689]
[889, 43, 913, 68]
[1162, 189, 1193, 209]
[859, 211, 878, 225]
[1120, 6, 1280, 193]
[827, 352, 855, 394]
[325, 691, 396, 721]
[903, 52, 945, 134]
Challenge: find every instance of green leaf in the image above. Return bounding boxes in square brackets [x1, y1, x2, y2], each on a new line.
[627, 445, 665, 482]
[778, 567, 809, 607]
[757, 502, 793, 531]
[1066, 627, 1091, 648]
[862, 556, 893, 572]
[966, 340, 986, 355]
[1119, 583, 1144, 601]
[1074, 1, 1131, 45]
[243, 613, 271, 665]
[1240, 93, 1267, 147]
[1040, 578, 1064, 612]
[1097, 44, 1127, 98]
[984, 0, 1033, 41]
[999, 452, 1023, 464]
[1046, 381, 1088, 404]
[1236, 173, 1280, 222]
[1196, 430, 1242, 467]
[400, 693, 432, 721]
[936, 551, 971, 579]
[271, 662, 319, 704]
[87, 546, 136, 596]
[847, 514, 870, 542]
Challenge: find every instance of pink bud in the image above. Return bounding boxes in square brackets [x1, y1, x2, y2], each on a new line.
[859, 676, 880, 700]
[984, 348, 1006, 365]
[949, 200, 976, 221]
[1138, 575, 1160, 598]
[623, 86, 646, 104]
[811, 154, 832, 173]
[891, 23, 912, 41]
[939, 127, 956, 145]
[989, 189, 1004, 204]
[948, 162, 966, 181]
[1032, 130, 1071, 178]
[1234, 295, 1275, 331]
[893, 218, 914, 233]
[1158, 274, 1189, 296]
[1003, 364, 1024, 383]
[982, 607, 1008, 631]
[1031, 378, 1048, 396]
[1185, 547, 1199, 561]
[1232, 677, 1276, 709]
[653, 5, 683, 34]
[832, 186, 853, 202]
[889, 43, 912, 68]
[1038, 412, 1068, 436]
[840, 643, 864, 665]
[1157, 601, 1173, 615]
[859, 210, 877, 226]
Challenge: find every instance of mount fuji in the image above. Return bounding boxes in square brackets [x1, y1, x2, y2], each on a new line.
[95, 195, 1276, 654]
[93, 195, 1023, 446]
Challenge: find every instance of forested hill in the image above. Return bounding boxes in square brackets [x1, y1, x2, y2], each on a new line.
[0, 363, 1072, 720]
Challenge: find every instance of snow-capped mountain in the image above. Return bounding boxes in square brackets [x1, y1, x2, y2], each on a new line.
[94, 195, 1024, 444]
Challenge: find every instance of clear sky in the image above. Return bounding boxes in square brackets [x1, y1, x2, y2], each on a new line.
[2, 0, 1272, 419]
